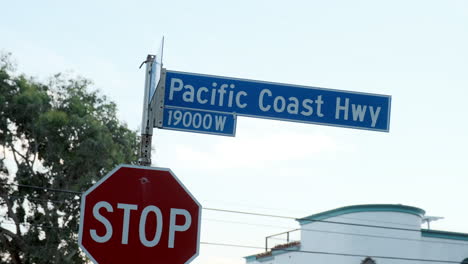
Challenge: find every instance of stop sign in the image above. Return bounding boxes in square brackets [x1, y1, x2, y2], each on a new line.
[78, 165, 201, 264]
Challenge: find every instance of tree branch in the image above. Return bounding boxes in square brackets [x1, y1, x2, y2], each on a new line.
[10, 142, 28, 162]
[0, 192, 21, 236]
[0, 226, 25, 264]
[31, 137, 39, 168]
[9, 142, 36, 178]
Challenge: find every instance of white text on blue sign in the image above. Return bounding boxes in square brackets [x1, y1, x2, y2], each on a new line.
[162, 107, 236, 136]
[164, 71, 391, 132]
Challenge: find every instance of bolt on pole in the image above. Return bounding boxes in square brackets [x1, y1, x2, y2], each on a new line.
[138, 54, 155, 166]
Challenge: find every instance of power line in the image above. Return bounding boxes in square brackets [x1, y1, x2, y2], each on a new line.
[1, 217, 464, 263]
[203, 218, 468, 247]
[1, 182, 82, 195]
[0, 227, 460, 264]
[0, 219, 463, 264]
[280, 247, 460, 263]
[1, 181, 465, 262]
[204, 207, 424, 233]
[204, 200, 418, 228]
[8, 195, 69, 204]
[203, 218, 294, 230]
[0, 183, 449, 235]
[3, 215, 466, 250]
[201, 242, 461, 263]
[0, 219, 77, 231]
[0, 182, 423, 229]
[201, 241, 263, 250]
[204, 207, 295, 219]
[301, 226, 468, 247]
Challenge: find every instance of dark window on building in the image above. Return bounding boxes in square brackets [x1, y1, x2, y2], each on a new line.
[361, 257, 376, 264]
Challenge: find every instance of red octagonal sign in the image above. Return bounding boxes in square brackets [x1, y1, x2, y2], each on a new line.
[79, 165, 201, 264]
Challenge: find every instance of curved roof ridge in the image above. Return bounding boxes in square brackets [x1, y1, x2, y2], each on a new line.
[297, 204, 425, 225]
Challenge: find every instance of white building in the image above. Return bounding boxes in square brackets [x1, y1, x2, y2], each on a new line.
[245, 204, 468, 264]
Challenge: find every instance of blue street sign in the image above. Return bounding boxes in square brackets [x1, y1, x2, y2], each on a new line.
[163, 70, 391, 132]
[162, 106, 236, 137]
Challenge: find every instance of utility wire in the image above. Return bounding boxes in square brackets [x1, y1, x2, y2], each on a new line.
[0, 226, 460, 264]
[1, 182, 81, 195]
[203, 218, 468, 247]
[279, 247, 460, 263]
[2, 182, 418, 229]
[204, 207, 424, 233]
[1, 188, 436, 234]
[201, 241, 263, 250]
[203, 200, 418, 228]
[201, 242, 461, 263]
[0, 183, 445, 233]
[3, 215, 465, 248]
[1, 218, 464, 263]
[0, 184, 462, 235]
[8, 195, 69, 204]
[0, 219, 76, 231]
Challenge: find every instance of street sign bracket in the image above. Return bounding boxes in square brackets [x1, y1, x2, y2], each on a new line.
[152, 68, 167, 129]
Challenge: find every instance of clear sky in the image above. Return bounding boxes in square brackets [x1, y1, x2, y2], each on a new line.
[2, 1, 468, 263]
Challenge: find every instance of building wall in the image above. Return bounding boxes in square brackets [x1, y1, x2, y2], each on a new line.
[420, 235, 468, 263]
[246, 205, 468, 264]
[299, 211, 423, 264]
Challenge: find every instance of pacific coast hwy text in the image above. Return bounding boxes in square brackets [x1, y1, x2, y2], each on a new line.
[163, 71, 391, 131]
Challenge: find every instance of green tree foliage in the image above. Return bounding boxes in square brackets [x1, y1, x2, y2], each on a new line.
[0, 53, 140, 263]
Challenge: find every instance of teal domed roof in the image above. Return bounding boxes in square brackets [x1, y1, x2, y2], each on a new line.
[297, 204, 425, 225]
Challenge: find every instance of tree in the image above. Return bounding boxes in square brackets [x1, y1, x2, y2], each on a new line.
[0, 53, 140, 263]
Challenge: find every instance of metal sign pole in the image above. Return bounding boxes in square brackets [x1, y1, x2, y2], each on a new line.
[138, 55, 155, 166]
